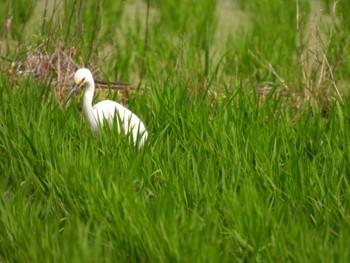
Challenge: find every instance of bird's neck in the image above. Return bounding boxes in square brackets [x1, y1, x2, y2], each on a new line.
[83, 83, 97, 129]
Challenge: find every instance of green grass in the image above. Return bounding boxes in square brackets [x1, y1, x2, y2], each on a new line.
[1, 0, 350, 262]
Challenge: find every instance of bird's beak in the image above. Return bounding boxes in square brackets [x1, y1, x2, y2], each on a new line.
[64, 84, 79, 106]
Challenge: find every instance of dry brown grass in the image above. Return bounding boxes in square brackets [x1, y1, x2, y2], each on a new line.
[8, 47, 135, 104]
[248, 0, 348, 114]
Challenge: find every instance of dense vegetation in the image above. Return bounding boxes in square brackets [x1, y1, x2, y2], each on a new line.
[0, 0, 350, 262]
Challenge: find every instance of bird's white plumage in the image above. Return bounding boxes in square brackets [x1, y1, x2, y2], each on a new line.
[66, 68, 148, 146]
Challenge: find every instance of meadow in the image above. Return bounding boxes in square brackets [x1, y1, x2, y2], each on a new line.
[1, 0, 350, 262]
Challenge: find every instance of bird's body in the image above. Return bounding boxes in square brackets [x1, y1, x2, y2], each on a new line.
[65, 68, 148, 146]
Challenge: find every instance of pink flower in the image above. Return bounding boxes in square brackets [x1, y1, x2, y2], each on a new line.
[5, 18, 11, 30]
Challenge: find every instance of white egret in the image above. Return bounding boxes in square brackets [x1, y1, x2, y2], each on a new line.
[64, 68, 148, 147]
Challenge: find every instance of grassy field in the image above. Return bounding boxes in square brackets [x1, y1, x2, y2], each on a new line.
[1, 0, 350, 262]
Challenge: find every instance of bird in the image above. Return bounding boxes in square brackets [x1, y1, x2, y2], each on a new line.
[64, 68, 148, 147]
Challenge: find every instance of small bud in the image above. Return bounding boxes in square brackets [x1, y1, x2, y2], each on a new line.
[5, 18, 11, 30]
[70, 46, 76, 57]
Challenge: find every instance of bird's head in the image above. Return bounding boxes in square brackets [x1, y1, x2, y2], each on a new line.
[64, 68, 93, 106]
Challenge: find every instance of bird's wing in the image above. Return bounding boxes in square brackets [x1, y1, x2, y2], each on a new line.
[93, 100, 147, 144]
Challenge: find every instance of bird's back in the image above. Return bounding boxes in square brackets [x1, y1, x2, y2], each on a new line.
[93, 100, 148, 145]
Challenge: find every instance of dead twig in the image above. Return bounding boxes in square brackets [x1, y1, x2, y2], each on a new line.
[86, 0, 101, 64]
[296, 0, 308, 88]
[138, 0, 150, 90]
[248, 50, 289, 90]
